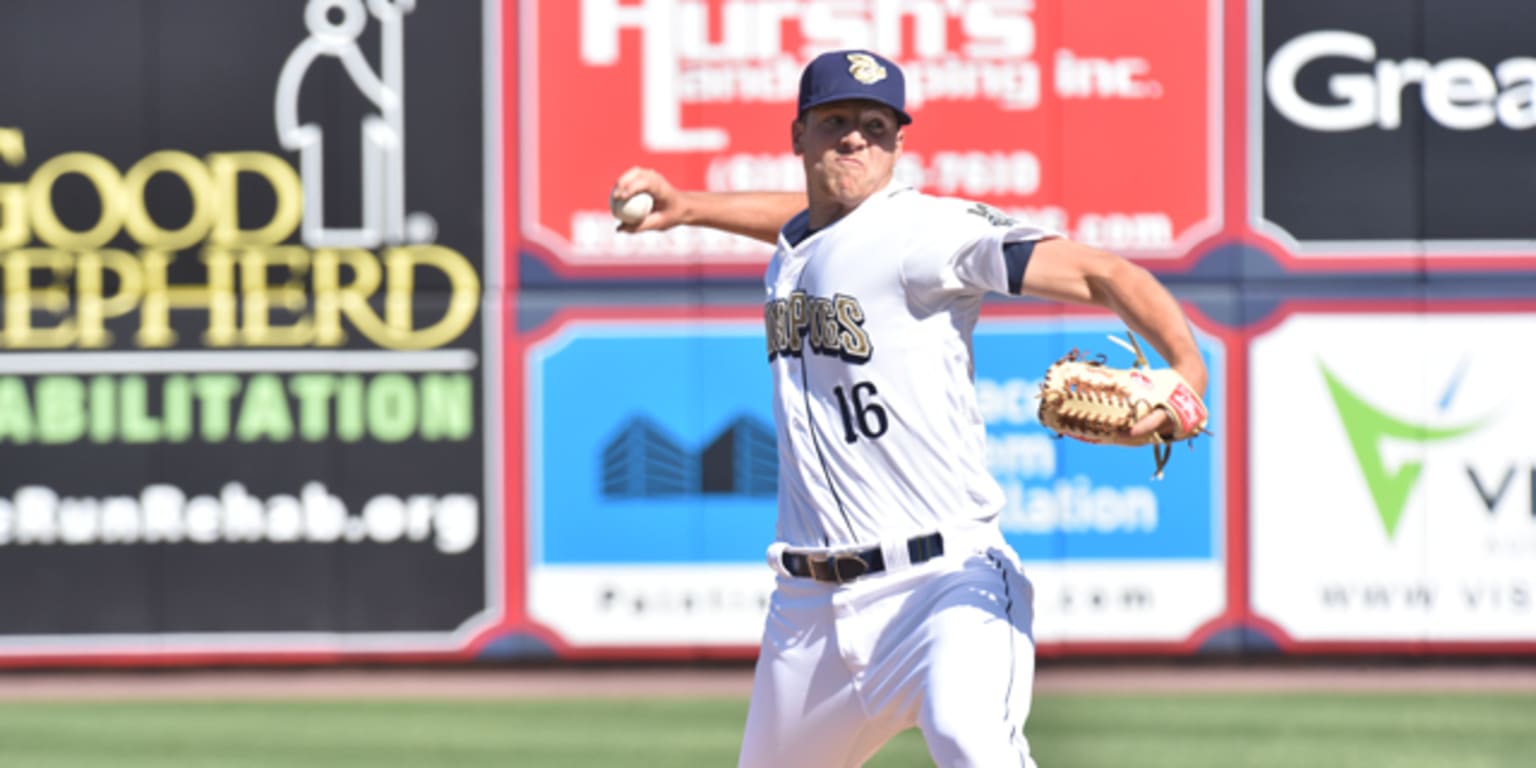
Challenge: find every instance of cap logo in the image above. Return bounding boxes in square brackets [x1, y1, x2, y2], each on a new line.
[846, 53, 887, 85]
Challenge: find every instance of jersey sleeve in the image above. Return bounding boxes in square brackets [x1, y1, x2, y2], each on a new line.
[902, 199, 1061, 306]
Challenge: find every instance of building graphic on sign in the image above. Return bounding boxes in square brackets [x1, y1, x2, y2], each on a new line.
[602, 415, 776, 499]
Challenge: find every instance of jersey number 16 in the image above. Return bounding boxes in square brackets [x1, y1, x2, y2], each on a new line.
[833, 381, 889, 443]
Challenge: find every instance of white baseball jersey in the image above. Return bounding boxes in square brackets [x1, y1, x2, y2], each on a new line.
[763, 181, 1058, 548]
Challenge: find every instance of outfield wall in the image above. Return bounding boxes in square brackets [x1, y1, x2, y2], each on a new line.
[1, 0, 1533, 666]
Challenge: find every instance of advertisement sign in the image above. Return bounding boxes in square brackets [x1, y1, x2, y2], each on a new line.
[525, 316, 778, 646]
[524, 311, 1225, 647]
[1250, 306, 1536, 643]
[1251, 0, 1536, 263]
[0, 0, 502, 655]
[521, 0, 1222, 275]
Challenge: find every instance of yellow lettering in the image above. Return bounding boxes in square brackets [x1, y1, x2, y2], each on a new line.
[310, 247, 381, 347]
[0, 180, 27, 249]
[75, 249, 143, 348]
[137, 248, 238, 347]
[2, 248, 77, 348]
[0, 138, 484, 352]
[0, 128, 23, 166]
[207, 151, 302, 246]
[239, 246, 313, 346]
[377, 246, 480, 349]
[764, 301, 783, 357]
[788, 292, 808, 354]
[121, 151, 216, 250]
[26, 152, 123, 249]
[835, 295, 871, 359]
[0, 129, 27, 249]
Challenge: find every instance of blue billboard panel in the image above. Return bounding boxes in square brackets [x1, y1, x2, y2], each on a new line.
[528, 315, 1224, 567]
[525, 313, 1229, 647]
[527, 320, 777, 565]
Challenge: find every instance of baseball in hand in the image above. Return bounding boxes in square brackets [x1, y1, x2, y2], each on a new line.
[611, 191, 654, 225]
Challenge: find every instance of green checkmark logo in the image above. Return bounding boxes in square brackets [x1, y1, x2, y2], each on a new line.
[1320, 362, 1485, 538]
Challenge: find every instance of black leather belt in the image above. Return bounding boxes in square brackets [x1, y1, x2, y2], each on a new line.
[781, 532, 945, 584]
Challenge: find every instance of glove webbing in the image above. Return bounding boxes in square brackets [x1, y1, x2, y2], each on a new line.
[1102, 333, 1175, 478]
[1042, 332, 1195, 480]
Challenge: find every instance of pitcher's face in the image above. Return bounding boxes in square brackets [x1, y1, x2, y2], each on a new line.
[794, 101, 903, 208]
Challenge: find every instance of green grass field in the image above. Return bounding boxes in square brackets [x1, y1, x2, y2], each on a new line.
[0, 692, 1531, 767]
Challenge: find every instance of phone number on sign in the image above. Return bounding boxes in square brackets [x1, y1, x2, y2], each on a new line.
[706, 152, 1173, 250]
[707, 151, 1043, 197]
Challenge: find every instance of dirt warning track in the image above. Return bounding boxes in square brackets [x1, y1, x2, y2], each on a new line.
[1, 663, 1533, 700]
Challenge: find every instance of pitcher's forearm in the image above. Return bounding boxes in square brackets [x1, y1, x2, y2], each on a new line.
[1023, 239, 1205, 394]
[1095, 260, 1206, 394]
[678, 190, 804, 245]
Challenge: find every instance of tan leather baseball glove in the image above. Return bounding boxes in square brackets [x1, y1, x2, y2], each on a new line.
[1037, 332, 1209, 478]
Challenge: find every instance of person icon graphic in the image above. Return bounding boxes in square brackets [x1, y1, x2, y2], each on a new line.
[275, 0, 434, 248]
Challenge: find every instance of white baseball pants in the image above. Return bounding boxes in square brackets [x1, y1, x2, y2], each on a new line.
[738, 537, 1039, 767]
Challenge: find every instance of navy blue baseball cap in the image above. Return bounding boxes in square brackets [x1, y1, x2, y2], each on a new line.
[797, 50, 912, 125]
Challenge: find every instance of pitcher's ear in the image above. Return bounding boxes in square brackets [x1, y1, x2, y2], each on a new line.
[791, 119, 804, 155]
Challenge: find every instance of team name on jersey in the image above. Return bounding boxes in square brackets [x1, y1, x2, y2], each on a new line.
[764, 291, 873, 363]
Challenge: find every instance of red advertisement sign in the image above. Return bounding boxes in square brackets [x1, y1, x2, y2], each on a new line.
[520, 0, 1221, 276]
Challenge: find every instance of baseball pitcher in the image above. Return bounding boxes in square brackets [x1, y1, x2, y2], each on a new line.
[612, 49, 1207, 768]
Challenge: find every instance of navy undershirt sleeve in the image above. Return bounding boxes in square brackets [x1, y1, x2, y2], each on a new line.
[1003, 240, 1037, 295]
[783, 210, 814, 247]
